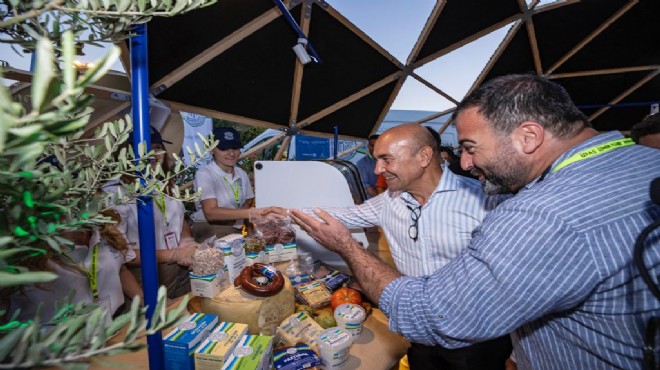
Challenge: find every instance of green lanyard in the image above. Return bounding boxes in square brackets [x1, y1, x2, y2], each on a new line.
[551, 138, 635, 174]
[63, 244, 99, 301]
[222, 177, 241, 207]
[154, 193, 168, 225]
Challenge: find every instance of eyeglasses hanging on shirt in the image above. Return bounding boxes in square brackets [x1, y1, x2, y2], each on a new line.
[406, 205, 422, 242]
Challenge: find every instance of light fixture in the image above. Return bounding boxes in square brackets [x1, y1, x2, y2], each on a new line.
[292, 37, 312, 65]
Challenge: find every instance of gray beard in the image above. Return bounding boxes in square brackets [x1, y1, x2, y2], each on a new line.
[481, 178, 511, 195]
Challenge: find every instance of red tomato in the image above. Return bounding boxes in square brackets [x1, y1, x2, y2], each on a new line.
[330, 287, 363, 310]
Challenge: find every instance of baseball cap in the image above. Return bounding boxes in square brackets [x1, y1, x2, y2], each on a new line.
[213, 127, 243, 150]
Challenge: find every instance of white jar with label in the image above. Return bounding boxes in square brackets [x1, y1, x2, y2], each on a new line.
[317, 327, 352, 369]
[333, 303, 366, 342]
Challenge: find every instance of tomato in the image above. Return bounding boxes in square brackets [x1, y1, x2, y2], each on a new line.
[330, 287, 362, 310]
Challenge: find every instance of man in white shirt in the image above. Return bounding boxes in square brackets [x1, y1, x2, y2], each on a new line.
[300, 124, 512, 370]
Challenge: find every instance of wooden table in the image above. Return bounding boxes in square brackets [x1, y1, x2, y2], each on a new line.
[89, 306, 409, 370]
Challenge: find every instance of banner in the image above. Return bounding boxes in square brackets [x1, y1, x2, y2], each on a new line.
[181, 112, 213, 166]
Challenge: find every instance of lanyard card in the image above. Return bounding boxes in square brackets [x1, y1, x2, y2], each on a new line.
[164, 232, 178, 250]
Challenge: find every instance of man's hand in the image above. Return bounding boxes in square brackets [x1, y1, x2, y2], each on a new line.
[290, 208, 401, 304]
[249, 206, 288, 221]
[289, 208, 353, 254]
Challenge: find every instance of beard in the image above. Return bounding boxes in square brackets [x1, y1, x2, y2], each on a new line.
[472, 145, 526, 195]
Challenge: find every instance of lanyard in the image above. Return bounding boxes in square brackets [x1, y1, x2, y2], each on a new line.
[551, 138, 635, 174]
[63, 244, 99, 301]
[154, 193, 168, 225]
[222, 177, 241, 207]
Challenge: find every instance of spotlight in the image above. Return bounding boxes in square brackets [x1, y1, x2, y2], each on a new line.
[292, 38, 312, 65]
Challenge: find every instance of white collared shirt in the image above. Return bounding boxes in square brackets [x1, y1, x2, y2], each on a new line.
[191, 162, 254, 228]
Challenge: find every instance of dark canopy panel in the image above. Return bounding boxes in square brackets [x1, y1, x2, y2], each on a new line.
[533, 0, 629, 71]
[133, 0, 403, 137]
[157, 7, 301, 126]
[482, 0, 631, 82]
[304, 81, 399, 138]
[586, 75, 660, 131]
[146, 0, 274, 85]
[483, 28, 536, 79]
[473, 0, 659, 132]
[414, 0, 520, 63]
[555, 0, 660, 73]
[297, 5, 400, 121]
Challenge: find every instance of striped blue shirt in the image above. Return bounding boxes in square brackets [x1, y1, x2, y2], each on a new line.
[315, 168, 508, 276]
[380, 132, 660, 369]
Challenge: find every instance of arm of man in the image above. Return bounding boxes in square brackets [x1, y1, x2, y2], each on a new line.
[201, 198, 251, 221]
[289, 208, 401, 303]
[380, 202, 599, 348]
[294, 200, 600, 349]
[301, 195, 385, 229]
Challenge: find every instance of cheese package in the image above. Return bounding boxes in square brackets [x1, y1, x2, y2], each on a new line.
[194, 322, 249, 370]
[311, 261, 350, 291]
[294, 281, 332, 309]
[163, 313, 218, 370]
[276, 312, 324, 350]
[273, 343, 322, 370]
[221, 334, 273, 370]
[264, 242, 297, 263]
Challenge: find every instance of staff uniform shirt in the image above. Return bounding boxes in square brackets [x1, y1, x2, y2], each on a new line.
[192, 162, 254, 229]
[9, 230, 132, 324]
[311, 168, 508, 276]
[380, 132, 660, 369]
[115, 195, 186, 251]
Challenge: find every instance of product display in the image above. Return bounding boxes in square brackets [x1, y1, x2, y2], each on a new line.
[178, 219, 392, 368]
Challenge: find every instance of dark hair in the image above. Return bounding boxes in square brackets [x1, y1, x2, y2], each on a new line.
[630, 112, 660, 142]
[424, 126, 442, 149]
[439, 146, 458, 162]
[453, 74, 589, 138]
[368, 134, 380, 141]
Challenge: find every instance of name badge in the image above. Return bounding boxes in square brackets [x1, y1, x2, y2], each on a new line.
[164, 232, 178, 250]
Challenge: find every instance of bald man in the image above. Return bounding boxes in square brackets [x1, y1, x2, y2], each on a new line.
[299, 123, 512, 370]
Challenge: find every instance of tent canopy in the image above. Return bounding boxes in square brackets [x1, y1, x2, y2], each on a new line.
[449, 0, 660, 131]
[125, 0, 407, 139]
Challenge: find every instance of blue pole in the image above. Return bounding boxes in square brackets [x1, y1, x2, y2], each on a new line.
[129, 23, 163, 369]
[333, 125, 338, 159]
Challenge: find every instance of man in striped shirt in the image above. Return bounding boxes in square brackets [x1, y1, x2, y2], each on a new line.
[304, 123, 513, 369]
[290, 74, 660, 369]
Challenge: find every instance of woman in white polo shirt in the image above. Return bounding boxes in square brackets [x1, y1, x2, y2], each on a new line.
[114, 128, 198, 299]
[191, 127, 278, 241]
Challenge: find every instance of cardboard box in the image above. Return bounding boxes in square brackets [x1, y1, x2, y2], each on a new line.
[194, 322, 249, 370]
[189, 270, 225, 298]
[221, 334, 273, 370]
[264, 242, 297, 263]
[164, 313, 218, 370]
[245, 242, 297, 264]
[220, 239, 248, 282]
